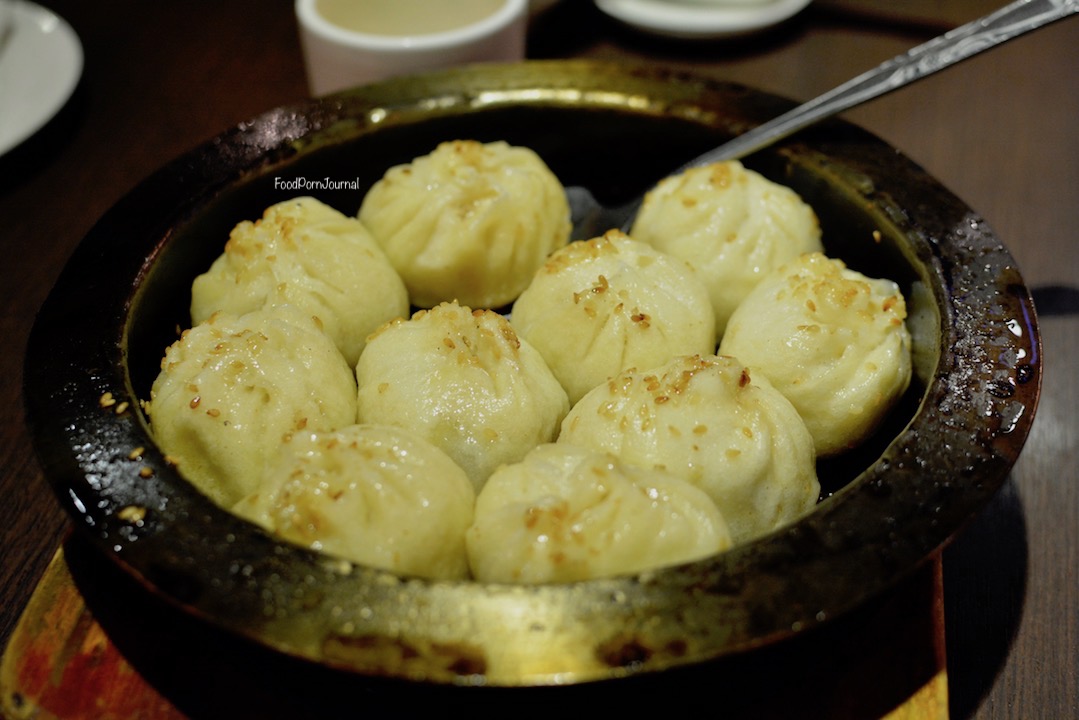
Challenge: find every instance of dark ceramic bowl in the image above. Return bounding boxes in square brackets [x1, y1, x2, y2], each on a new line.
[25, 60, 1040, 686]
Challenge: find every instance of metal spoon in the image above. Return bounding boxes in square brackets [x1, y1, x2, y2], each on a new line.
[569, 0, 1079, 240]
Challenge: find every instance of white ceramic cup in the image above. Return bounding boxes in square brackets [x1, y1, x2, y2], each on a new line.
[295, 0, 528, 96]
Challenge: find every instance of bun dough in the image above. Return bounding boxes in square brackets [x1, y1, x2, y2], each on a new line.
[719, 252, 912, 456]
[233, 424, 475, 580]
[190, 196, 408, 367]
[630, 160, 823, 337]
[511, 230, 716, 404]
[466, 443, 731, 583]
[560, 354, 819, 544]
[358, 140, 571, 309]
[149, 306, 358, 507]
[356, 302, 570, 491]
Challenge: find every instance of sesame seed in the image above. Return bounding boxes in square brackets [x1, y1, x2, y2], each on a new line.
[117, 505, 147, 524]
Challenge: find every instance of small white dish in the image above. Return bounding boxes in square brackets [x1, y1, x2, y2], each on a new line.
[295, 0, 528, 96]
[0, 1, 82, 155]
[594, 0, 812, 39]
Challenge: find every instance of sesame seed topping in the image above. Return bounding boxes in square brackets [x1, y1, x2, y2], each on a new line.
[118, 505, 147, 524]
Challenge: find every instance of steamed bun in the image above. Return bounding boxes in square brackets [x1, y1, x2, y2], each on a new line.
[630, 160, 823, 337]
[719, 252, 912, 456]
[190, 196, 408, 366]
[466, 443, 732, 583]
[358, 140, 571, 309]
[149, 306, 358, 507]
[233, 425, 475, 580]
[356, 301, 570, 491]
[511, 230, 716, 404]
[560, 354, 819, 544]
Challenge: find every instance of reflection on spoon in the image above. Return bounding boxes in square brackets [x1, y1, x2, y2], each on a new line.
[570, 0, 1079, 240]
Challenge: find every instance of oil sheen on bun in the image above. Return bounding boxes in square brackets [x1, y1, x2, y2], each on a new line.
[149, 306, 358, 507]
[356, 301, 569, 492]
[559, 354, 819, 544]
[511, 230, 716, 404]
[358, 140, 571, 309]
[466, 443, 731, 583]
[719, 252, 912, 456]
[233, 424, 475, 580]
[190, 196, 408, 367]
[630, 160, 822, 338]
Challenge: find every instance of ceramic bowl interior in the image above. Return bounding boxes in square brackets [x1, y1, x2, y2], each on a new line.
[24, 60, 1041, 687]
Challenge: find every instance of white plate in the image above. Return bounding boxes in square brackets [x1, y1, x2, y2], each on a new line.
[0, 2, 82, 155]
[595, 0, 812, 39]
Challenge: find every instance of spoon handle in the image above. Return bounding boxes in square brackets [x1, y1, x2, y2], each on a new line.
[686, 0, 1079, 167]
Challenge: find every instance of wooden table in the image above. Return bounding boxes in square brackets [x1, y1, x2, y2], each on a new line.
[1, 1, 1075, 716]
